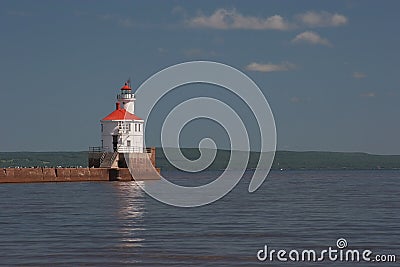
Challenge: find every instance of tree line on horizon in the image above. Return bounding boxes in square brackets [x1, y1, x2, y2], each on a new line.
[1, 149, 400, 170]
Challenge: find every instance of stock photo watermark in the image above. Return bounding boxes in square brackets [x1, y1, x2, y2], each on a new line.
[127, 61, 276, 207]
[257, 238, 397, 263]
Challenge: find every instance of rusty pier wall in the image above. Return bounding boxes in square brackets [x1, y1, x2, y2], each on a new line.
[0, 168, 148, 183]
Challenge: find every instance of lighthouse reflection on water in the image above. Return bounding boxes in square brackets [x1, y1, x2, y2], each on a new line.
[114, 181, 147, 248]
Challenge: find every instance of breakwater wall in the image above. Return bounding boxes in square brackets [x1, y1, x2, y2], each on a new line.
[0, 168, 158, 183]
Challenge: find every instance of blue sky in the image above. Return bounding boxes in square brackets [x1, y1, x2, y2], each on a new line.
[1, 0, 399, 154]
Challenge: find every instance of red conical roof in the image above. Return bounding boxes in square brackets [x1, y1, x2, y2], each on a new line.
[102, 103, 142, 121]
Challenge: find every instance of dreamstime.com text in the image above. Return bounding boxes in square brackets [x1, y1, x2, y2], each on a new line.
[257, 238, 396, 263]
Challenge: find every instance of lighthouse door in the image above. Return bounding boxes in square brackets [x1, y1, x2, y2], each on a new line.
[112, 135, 118, 152]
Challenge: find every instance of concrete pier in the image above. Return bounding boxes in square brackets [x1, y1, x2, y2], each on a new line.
[0, 167, 158, 183]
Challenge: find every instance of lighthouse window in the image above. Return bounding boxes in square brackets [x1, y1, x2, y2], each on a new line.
[135, 123, 137, 132]
[118, 122, 130, 132]
[138, 124, 141, 132]
[127, 140, 131, 147]
[101, 124, 103, 132]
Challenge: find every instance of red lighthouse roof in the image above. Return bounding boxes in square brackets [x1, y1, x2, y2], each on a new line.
[102, 103, 143, 121]
[121, 82, 131, 90]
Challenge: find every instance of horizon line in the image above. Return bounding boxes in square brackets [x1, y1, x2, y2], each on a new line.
[1, 149, 400, 157]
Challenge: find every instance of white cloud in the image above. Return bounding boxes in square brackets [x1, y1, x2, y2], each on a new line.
[291, 31, 332, 46]
[296, 11, 348, 27]
[361, 92, 375, 98]
[353, 72, 366, 79]
[185, 9, 348, 30]
[245, 62, 296, 72]
[187, 8, 291, 30]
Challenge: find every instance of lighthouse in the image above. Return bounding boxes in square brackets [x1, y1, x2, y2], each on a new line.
[88, 80, 158, 172]
[101, 81, 144, 154]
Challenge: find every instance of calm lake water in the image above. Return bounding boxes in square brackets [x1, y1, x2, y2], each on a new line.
[0, 170, 399, 266]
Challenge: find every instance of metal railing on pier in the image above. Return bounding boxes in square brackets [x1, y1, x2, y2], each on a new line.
[89, 146, 153, 154]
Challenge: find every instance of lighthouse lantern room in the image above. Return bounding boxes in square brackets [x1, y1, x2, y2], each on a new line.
[100, 81, 144, 153]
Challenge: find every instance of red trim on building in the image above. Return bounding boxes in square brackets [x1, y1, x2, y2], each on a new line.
[102, 108, 142, 121]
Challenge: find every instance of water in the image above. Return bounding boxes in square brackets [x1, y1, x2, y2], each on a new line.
[0, 170, 399, 266]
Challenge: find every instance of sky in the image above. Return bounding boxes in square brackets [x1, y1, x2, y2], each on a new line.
[0, 0, 399, 154]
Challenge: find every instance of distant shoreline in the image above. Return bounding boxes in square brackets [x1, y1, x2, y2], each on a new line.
[1, 149, 400, 170]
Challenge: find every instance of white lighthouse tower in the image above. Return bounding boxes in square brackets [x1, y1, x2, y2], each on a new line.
[118, 81, 135, 114]
[100, 81, 144, 154]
